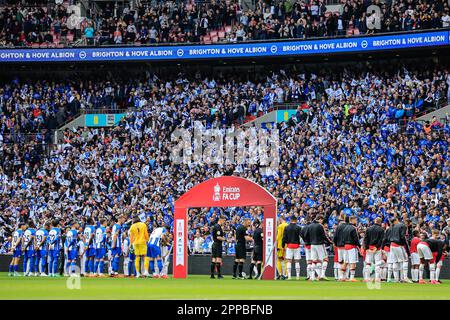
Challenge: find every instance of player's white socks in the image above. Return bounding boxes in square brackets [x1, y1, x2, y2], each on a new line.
[429, 264, 436, 281]
[363, 264, 369, 280]
[436, 264, 441, 281]
[321, 261, 328, 278]
[419, 264, 424, 280]
[375, 266, 381, 281]
[350, 269, 355, 280]
[387, 264, 393, 281]
[334, 262, 340, 280]
[124, 257, 129, 275]
[401, 261, 408, 280]
[338, 269, 344, 280]
[310, 264, 316, 280]
[411, 268, 418, 281]
[393, 263, 400, 282]
[281, 261, 286, 277]
[162, 258, 169, 276]
[315, 262, 322, 279]
[295, 262, 300, 278]
[306, 263, 312, 279]
[286, 262, 292, 279]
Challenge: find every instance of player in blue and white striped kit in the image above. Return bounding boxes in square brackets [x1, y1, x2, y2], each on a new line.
[110, 215, 125, 276]
[35, 222, 50, 276]
[94, 219, 108, 276]
[22, 221, 36, 276]
[9, 223, 26, 276]
[83, 218, 96, 276]
[147, 225, 168, 278]
[65, 222, 79, 275]
[48, 220, 62, 277]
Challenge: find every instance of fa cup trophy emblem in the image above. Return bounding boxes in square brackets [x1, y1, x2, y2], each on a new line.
[213, 183, 221, 201]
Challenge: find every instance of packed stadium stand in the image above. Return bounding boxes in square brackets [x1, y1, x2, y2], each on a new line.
[0, 54, 449, 254]
[0, 0, 449, 47]
[0, 1, 450, 284]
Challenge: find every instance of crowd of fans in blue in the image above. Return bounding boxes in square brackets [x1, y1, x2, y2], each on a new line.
[0, 58, 449, 254]
[0, 0, 450, 47]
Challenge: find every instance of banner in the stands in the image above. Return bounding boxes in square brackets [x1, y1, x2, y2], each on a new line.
[0, 30, 448, 63]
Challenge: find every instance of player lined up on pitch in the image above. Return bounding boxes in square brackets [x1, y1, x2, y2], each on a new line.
[8, 215, 172, 278]
[6, 212, 448, 283]
[274, 214, 447, 284]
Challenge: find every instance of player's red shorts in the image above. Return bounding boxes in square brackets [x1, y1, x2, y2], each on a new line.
[431, 252, 437, 264]
[333, 247, 339, 263]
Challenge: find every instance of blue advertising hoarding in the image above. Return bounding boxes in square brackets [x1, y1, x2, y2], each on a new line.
[85, 113, 125, 127]
[0, 30, 448, 63]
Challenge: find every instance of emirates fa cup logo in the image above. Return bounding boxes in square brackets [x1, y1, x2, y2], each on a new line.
[213, 183, 221, 202]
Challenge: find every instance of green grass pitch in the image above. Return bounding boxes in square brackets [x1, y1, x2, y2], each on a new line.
[0, 273, 449, 300]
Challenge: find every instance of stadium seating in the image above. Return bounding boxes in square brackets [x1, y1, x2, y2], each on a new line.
[1, 0, 449, 47]
[0, 60, 449, 253]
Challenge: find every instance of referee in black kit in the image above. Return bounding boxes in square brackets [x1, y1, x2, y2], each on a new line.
[233, 218, 253, 279]
[211, 215, 226, 279]
[248, 219, 263, 279]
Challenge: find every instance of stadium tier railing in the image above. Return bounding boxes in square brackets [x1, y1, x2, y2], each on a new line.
[1, 27, 449, 50]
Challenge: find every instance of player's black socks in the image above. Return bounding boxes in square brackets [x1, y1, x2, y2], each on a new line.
[216, 263, 222, 276]
[211, 262, 216, 275]
[249, 263, 255, 278]
[257, 263, 262, 278]
[238, 262, 244, 277]
[233, 261, 238, 277]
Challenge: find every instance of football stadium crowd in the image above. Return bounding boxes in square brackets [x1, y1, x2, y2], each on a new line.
[1, 0, 450, 47]
[0, 55, 449, 281]
[0, 59, 449, 250]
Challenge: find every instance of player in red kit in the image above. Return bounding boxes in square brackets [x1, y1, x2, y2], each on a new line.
[362, 217, 384, 282]
[342, 216, 360, 282]
[409, 230, 421, 283]
[435, 246, 447, 284]
[417, 230, 444, 284]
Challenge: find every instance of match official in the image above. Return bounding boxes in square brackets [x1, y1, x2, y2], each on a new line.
[233, 218, 252, 279]
[248, 219, 263, 279]
[211, 215, 226, 279]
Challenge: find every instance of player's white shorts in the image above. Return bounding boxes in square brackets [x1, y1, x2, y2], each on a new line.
[304, 246, 311, 261]
[390, 245, 407, 263]
[365, 249, 382, 265]
[311, 244, 327, 261]
[286, 247, 301, 260]
[417, 243, 433, 260]
[337, 248, 346, 263]
[410, 252, 420, 265]
[345, 248, 359, 264]
[161, 246, 168, 258]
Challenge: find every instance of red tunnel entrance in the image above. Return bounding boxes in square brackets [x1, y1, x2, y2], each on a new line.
[173, 176, 277, 280]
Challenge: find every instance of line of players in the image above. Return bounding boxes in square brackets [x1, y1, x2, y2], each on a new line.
[276, 214, 447, 283]
[8, 215, 173, 278]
